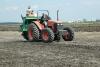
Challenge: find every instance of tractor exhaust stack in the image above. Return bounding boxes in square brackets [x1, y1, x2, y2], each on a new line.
[57, 10, 59, 21]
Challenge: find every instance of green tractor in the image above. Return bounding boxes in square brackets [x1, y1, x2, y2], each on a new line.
[20, 10, 74, 42]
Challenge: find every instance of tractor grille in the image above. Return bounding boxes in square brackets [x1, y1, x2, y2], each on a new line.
[57, 23, 63, 30]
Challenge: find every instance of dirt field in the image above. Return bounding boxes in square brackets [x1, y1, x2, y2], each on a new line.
[0, 31, 100, 67]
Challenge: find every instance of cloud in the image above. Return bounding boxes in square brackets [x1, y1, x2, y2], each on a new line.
[80, 0, 100, 7]
[5, 6, 19, 11]
[31, 5, 39, 10]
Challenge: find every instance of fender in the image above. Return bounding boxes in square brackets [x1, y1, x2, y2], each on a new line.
[34, 21, 45, 30]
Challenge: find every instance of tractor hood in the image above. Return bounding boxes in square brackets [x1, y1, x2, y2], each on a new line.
[48, 20, 63, 24]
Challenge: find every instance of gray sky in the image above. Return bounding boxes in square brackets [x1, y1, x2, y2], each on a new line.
[0, 0, 100, 22]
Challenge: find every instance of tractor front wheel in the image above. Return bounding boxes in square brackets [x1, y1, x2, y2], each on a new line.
[62, 27, 74, 41]
[41, 28, 54, 43]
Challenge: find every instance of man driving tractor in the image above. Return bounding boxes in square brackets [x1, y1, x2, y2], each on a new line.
[26, 6, 37, 17]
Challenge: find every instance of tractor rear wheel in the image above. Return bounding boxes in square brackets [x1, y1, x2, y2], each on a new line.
[41, 28, 54, 43]
[62, 27, 74, 41]
[28, 23, 40, 41]
[22, 31, 28, 40]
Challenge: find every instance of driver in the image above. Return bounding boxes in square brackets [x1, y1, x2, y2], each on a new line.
[26, 6, 37, 17]
[44, 14, 51, 20]
[40, 13, 50, 27]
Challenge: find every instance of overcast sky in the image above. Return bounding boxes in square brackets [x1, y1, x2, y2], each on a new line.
[0, 0, 100, 22]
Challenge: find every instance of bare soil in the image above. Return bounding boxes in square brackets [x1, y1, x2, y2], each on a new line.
[0, 31, 100, 67]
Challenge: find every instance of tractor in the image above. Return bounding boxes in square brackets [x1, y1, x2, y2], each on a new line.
[20, 10, 74, 42]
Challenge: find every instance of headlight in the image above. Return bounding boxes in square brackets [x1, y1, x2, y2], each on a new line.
[61, 23, 63, 25]
[57, 23, 63, 25]
[57, 24, 60, 25]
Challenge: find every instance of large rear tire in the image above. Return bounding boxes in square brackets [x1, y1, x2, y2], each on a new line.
[41, 28, 54, 43]
[28, 23, 40, 41]
[62, 27, 74, 41]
